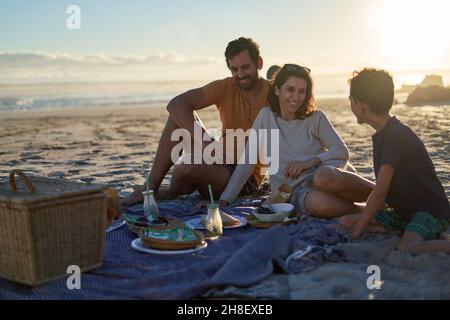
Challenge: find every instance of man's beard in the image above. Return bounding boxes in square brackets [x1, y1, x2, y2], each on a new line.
[236, 72, 259, 90]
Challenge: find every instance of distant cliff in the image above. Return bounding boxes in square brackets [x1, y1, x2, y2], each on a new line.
[404, 75, 450, 105]
[398, 75, 445, 94]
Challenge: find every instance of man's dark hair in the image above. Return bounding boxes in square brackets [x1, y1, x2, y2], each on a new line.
[349, 68, 395, 115]
[225, 37, 260, 67]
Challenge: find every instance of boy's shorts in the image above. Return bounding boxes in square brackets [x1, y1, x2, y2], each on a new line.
[374, 208, 449, 240]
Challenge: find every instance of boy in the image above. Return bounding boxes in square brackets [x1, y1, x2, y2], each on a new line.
[339, 68, 450, 254]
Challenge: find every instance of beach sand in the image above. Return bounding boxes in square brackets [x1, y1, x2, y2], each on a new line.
[1, 100, 449, 299]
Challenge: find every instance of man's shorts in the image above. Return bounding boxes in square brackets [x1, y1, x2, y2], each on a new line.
[374, 208, 449, 240]
[224, 164, 270, 196]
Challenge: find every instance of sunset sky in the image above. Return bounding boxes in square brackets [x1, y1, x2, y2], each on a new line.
[1, 0, 449, 84]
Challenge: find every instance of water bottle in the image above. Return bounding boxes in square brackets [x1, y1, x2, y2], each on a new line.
[205, 204, 223, 236]
[142, 190, 159, 223]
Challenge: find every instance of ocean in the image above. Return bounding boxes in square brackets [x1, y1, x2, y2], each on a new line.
[1, 71, 448, 113]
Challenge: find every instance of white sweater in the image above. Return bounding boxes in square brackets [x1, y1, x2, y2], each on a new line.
[219, 107, 349, 203]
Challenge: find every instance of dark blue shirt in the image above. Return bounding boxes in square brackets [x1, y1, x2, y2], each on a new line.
[372, 116, 450, 221]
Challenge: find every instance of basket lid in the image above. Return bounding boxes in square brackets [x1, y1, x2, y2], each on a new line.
[0, 171, 109, 205]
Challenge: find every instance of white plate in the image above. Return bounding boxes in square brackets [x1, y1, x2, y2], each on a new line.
[131, 238, 208, 255]
[185, 215, 247, 230]
[106, 219, 126, 233]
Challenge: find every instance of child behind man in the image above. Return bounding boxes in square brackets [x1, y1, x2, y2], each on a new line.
[339, 68, 450, 254]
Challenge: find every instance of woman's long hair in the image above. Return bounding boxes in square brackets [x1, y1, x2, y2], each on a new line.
[268, 64, 316, 119]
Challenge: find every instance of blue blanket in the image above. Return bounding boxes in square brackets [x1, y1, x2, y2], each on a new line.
[0, 197, 347, 299]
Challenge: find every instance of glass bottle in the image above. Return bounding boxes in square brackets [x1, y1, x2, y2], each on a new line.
[142, 190, 159, 223]
[205, 204, 223, 236]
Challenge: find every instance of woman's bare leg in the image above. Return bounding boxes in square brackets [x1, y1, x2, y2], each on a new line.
[313, 166, 375, 202]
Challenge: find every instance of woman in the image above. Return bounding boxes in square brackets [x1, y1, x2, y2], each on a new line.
[219, 64, 374, 218]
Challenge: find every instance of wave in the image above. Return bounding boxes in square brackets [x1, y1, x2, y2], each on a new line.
[0, 93, 176, 112]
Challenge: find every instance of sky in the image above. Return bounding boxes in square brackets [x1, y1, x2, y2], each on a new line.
[1, 0, 449, 84]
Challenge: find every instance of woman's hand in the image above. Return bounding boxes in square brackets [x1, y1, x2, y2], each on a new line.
[193, 199, 229, 209]
[193, 200, 208, 210]
[217, 200, 229, 208]
[283, 158, 319, 179]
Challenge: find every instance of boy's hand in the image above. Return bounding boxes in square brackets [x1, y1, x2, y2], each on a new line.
[352, 220, 366, 239]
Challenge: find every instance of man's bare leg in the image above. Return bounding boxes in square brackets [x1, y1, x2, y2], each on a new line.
[120, 116, 183, 206]
[120, 112, 210, 206]
[158, 164, 231, 200]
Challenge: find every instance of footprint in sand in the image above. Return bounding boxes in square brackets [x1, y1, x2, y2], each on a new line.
[109, 169, 133, 175]
[49, 172, 66, 178]
[109, 155, 130, 161]
[124, 143, 146, 148]
[68, 160, 91, 166]
[20, 154, 44, 161]
[79, 177, 95, 183]
[1, 160, 21, 166]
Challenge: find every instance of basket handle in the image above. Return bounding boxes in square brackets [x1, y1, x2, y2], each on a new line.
[9, 170, 36, 193]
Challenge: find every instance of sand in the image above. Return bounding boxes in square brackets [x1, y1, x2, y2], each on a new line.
[1, 100, 449, 299]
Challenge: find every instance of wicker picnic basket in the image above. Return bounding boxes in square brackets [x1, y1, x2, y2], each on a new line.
[0, 170, 109, 286]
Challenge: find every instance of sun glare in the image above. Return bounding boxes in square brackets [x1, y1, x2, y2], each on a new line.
[368, 0, 450, 70]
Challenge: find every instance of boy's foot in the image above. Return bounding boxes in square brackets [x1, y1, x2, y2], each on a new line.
[440, 230, 450, 240]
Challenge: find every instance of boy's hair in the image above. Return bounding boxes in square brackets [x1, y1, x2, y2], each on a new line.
[266, 65, 281, 80]
[349, 68, 395, 115]
[225, 37, 260, 67]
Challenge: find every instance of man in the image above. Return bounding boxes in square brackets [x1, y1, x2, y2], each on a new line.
[121, 37, 270, 205]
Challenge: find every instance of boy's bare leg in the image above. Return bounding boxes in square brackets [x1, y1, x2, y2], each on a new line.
[399, 232, 450, 254]
[313, 166, 375, 202]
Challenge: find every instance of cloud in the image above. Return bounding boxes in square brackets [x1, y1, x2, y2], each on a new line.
[0, 51, 225, 83]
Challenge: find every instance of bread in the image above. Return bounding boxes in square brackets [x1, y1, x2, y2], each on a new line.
[200, 211, 240, 227]
[219, 210, 240, 226]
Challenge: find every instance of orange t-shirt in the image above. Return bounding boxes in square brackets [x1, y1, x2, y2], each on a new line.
[202, 77, 270, 184]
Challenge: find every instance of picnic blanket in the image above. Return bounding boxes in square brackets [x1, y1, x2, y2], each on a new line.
[0, 196, 347, 300]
